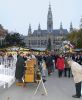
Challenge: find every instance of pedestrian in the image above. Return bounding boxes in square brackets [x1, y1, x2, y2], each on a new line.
[15, 52, 25, 82]
[56, 54, 65, 77]
[41, 59, 47, 82]
[46, 53, 53, 76]
[64, 57, 71, 78]
[67, 59, 82, 98]
[76, 54, 81, 65]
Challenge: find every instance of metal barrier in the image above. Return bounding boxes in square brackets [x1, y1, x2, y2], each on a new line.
[0, 59, 16, 88]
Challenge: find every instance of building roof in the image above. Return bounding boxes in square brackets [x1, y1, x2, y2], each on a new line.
[32, 29, 68, 36]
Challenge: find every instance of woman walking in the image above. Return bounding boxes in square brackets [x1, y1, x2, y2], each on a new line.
[56, 55, 65, 77]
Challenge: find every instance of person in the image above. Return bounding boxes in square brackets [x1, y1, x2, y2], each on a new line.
[64, 57, 71, 78]
[67, 59, 82, 98]
[56, 55, 65, 77]
[41, 59, 47, 82]
[46, 53, 53, 76]
[15, 52, 25, 82]
[76, 54, 81, 65]
[17, 51, 20, 58]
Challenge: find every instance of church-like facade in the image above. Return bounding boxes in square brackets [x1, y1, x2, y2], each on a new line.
[25, 4, 73, 51]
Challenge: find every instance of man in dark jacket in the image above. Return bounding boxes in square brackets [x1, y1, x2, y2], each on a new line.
[15, 52, 25, 82]
[46, 54, 53, 75]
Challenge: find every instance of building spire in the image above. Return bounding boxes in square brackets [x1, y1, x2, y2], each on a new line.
[60, 22, 63, 30]
[60, 22, 63, 34]
[47, 3, 53, 32]
[28, 24, 32, 35]
[38, 23, 41, 31]
[70, 22, 73, 32]
[49, 2, 51, 12]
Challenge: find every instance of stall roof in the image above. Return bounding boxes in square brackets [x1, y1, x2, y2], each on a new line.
[31, 47, 46, 51]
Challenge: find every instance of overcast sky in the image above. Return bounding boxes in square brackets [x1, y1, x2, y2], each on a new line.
[0, 0, 82, 35]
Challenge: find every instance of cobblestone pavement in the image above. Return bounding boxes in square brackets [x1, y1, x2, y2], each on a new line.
[0, 70, 82, 100]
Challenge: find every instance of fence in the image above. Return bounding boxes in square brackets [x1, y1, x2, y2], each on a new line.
[0, 58, 16, 88]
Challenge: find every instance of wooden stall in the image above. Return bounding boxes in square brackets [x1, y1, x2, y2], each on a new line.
[24, 59, 39, 83]
[16, 58, 41, 86]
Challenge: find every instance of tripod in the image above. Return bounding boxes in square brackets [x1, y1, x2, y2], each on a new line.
[34, 74, 48, 95]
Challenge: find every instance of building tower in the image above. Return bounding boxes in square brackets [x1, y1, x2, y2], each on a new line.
[60, 22, 63, 30]
[60, 22, 63, 34]
[38, 23, 41, 31]
[47, 3, 53, 33]
[70, 22, 73, 32]
[38, 23, 41, 34]
[28, 24, 32, 35]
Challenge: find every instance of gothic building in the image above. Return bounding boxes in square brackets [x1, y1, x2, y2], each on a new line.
[26, 4, 71, 51]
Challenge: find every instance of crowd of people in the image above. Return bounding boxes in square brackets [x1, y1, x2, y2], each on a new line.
[0, 51, 16, 66]
[14, 51, 82, 80]
[0, 50, 82, 98]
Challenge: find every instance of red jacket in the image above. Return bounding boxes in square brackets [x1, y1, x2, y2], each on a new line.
[56, 57, 65, 70]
